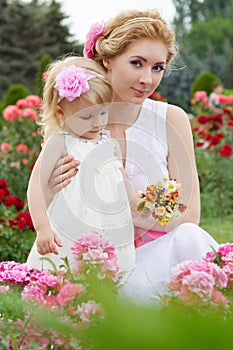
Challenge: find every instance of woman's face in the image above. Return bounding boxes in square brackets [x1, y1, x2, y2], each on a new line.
[104, 39, 168, 104]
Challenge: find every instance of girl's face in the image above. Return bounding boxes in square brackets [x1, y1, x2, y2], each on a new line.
[59, 99, 108, 140]
[104, 39, 168, 104]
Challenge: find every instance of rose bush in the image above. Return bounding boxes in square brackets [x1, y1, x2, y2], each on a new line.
[190, 91, 233, 217]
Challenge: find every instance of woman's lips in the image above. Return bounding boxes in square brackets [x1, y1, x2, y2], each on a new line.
[132, 87, 149, 97]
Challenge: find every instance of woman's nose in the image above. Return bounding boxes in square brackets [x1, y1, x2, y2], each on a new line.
[139, 69, 153, 85]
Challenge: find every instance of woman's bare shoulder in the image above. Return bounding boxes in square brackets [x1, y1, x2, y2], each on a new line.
[166, 104, 190, 126]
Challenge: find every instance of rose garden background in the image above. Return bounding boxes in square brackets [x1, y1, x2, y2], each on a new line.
[0, 0, 233, 349]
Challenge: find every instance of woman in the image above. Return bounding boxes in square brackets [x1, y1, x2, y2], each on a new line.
[46, 9, 218, 303]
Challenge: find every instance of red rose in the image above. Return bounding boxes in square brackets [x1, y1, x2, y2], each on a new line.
[8, 219, 17, 228]
[0, 189, 5, 201]
[17, 217, 28, 230]
[195, 140, 204, 147]
[0, 179, 8, 189]
[197, 115, 208, 124]
[219, 144, 232, 157]
[16, 211, 34, 230]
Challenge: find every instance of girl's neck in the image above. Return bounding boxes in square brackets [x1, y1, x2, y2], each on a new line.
[107, 102, 142, 130]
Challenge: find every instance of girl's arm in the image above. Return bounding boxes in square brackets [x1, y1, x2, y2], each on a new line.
[27, 134, 67, 255]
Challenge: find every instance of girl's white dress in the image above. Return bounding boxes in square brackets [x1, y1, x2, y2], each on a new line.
[111, 98, 219, 304]
[27, 133, 135, 283]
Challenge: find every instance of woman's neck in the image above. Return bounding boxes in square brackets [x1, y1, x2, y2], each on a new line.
[107, 102, 142, 130]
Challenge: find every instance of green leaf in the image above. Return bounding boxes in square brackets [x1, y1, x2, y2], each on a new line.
[137, 200, 147, 211]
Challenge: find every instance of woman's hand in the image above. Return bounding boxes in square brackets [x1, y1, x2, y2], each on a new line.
[47, 155, 80, 197]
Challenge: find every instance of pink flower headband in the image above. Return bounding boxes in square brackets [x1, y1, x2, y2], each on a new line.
[54, 65, 96, 102]
[83, 21, 107, 59]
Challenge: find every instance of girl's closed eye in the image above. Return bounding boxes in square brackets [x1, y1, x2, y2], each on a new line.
[79, 114, 93, 120]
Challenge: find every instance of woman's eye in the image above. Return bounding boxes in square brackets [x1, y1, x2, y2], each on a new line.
[153, 65, 166, 72]
[130, 60, 142, 67]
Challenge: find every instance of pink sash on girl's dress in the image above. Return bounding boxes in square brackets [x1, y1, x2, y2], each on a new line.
[134, 226, 167, 248]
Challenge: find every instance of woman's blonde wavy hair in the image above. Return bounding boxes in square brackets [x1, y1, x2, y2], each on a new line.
[40, 55, 112, 140]
[94, 9, 178, 69]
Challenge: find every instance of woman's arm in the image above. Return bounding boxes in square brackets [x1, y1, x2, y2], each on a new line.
[47, 155, 80, 202]
[27, 134, 67, 255]
[133, 104, 200, 232]
[166, 104, 200, 225]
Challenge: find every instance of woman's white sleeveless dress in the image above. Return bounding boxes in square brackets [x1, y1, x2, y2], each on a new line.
[117, 98, 219, 304]
[27, 133, 135, 283]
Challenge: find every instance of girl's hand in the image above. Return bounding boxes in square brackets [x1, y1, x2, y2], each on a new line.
[36, 230, 63, 255]
[48, 155, 80, 195]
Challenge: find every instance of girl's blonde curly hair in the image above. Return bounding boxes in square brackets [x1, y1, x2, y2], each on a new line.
[40, 55, 112, 140]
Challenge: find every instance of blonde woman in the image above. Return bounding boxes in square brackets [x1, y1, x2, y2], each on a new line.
[44, 10, 219, 303]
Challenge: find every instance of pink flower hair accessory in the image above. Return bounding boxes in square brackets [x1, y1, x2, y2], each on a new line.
[83, 21, 107, 59]
[54, 65, 96, 102]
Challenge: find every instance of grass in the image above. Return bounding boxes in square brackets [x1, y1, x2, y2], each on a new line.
[200, 216, 232, 243]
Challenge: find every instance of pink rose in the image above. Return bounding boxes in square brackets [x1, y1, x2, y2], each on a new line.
[77, 300, 102, 322]
[57, 281, 84, 306]
[16, 99, 29, 109]
[21, 107, 37, 120]
[194, 90, 208, 101]
[16, 143, 29, 154]
[83, 21, 107, 59]
[0, 142, 12, 151]
[25, 95, 42, 107]
[2, 105, 22, 121]
[182, 271, 215, 301]
[218, 243, 233, 257]
[0, 285, 10, 293]
[212, 289, 229, 308]
[54, 65, 95, 102]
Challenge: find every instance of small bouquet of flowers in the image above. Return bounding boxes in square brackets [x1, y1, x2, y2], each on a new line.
[137, 176, 187, 226]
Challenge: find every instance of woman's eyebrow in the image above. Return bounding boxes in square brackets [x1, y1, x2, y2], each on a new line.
[130, 56, 166, 65]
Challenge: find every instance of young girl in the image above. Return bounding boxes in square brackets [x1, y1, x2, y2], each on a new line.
[26, 56, 136, 283]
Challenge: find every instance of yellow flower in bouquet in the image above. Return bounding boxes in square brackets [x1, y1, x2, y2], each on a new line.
[137, 177, 187, 226]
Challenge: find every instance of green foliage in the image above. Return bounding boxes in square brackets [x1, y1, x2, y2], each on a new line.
[184, 17, 233, 59]
[172, 0, 233, 33]
[161, 47, 208, 110]
[196, 150, 233, 218]
[200, 216, 233, 243]
[224, 88, 233, 96]
[2, 279, 233, 350]
[171, 0, 233, 109]
[0, 0, 80, 98]
[3, 84, 30, 108]
[190, 71, 221, 97]
[36, 53, 52, 97]
[59, 291, 233, 349]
